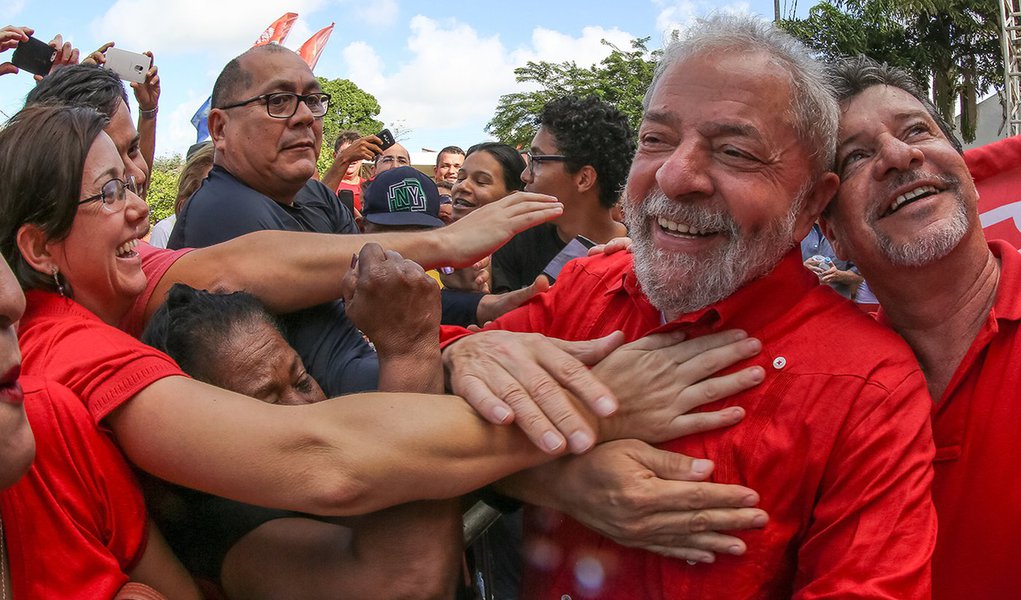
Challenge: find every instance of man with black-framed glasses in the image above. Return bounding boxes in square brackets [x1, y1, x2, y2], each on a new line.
[167, 43, 380, 396]
[492, 95, 631, 294]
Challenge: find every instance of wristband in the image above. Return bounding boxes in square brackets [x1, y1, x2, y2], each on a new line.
[138, 106, 158, 120]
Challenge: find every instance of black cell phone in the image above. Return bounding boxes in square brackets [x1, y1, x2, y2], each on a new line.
[376, 128, 396, 151]
[11, 36, 56, 76]
[337, 189, 355, 215]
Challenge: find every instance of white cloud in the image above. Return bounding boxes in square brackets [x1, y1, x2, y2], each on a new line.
[340, 16, 640, 147]
[88, 0, 329, 58]
[514, 25, 636, 68]
[653, 0, 754, 41]
[0, 0, 26, 23]
[351, 0, 398, 27]
[159, 92, 210, 156]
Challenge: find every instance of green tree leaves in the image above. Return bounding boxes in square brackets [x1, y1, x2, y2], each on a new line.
[486, 38, 660, 148]
[316, 76, 384, 176]
[779, 0, 1002, 142]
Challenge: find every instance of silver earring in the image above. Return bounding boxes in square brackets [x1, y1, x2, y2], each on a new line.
[51, 266, 66, 297]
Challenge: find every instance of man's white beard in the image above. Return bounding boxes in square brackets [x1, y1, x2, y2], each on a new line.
[623, 188, 804, 317]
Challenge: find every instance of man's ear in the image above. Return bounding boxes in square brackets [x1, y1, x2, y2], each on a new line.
[207, 108, 229, 151]
[574, 165, 598, 195]
[15, 223, 56, 274]
[792, 171, 839, 242]
[818, 213, 849, 262]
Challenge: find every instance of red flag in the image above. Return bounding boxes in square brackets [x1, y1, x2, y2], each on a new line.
[297, 23, 335, 70]
[254, 12, 298, 47]
[965, 135, 1021, 248]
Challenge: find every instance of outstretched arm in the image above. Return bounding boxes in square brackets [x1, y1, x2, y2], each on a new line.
[144, 191, 564, 323]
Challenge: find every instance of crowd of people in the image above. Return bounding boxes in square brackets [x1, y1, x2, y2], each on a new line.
[0, 12, 1017, 600]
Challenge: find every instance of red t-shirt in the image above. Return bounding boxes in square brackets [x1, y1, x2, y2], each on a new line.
[18, 290, 186, 422]
[905, 240, 1021, 599]
[118, 242, 193, 338]
[0, 377, 148, 599]
[448, 250, 936, 599]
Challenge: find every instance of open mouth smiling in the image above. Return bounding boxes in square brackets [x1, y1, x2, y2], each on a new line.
[656, 216, 716, 237]
[882, 185, 940, 218]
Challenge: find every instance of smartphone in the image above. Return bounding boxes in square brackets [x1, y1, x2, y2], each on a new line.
[542, 235, 596, 283]
[337, 189, 355, 215]
[103, 47, 152, 84]
[376, 128, 396, 151]
[11, 36, 56, 76]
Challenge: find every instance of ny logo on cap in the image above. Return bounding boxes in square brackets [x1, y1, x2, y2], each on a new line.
[387, 179, 428, 213]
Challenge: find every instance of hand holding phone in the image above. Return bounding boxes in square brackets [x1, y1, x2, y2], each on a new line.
[0, 26, 32, 76]
[10, 35, 55, 76]
[376, 128, 396, 151]
[103, 47, 152, 84]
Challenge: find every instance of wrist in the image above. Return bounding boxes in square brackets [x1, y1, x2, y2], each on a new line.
[138, 106, 157, 120]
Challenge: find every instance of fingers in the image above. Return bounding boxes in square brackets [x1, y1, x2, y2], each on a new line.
[548, 329, 625, 365]
[676, 363, 765, 408]
[663, 405, 748, 439]
[0, 62, 16, 76]
[657, 328, 756, 363]
[490, 348, 598, 453]
[84, 42, 113, 66]
[0, 26, 31, 51]
[339, 261, 358, 303]
[642, 530, 753, 562]
[587, 236, 633, 256]
[453, 374, 516, 425]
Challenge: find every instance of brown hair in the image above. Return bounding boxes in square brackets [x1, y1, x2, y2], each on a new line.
[175, 142, 215, 215]
[0, 104, 109, 295]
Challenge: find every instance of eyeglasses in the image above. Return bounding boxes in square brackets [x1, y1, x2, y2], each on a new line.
[376, 155, 410, 167]
[526, 151, 568, 178]
[218, 92, 331, 119]
[77, 175, 139, 213]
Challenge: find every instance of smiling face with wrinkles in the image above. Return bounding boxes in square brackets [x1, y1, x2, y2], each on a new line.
[822, 85, 974, 270]
[624, 50, 836, 318]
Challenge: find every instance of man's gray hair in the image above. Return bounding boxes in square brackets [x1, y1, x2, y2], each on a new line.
[646, 14, 838, 174]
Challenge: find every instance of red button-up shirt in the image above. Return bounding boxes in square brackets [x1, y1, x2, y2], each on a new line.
[904, 240, 1021, 599]
[461, 249, 936, 599]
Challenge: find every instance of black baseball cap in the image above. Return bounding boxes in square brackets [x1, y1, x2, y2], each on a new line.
[362, 166, 444, 228]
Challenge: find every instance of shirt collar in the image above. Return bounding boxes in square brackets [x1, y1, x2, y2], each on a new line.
[989, 239, 1021, 322]
[615, 248, 817, 334]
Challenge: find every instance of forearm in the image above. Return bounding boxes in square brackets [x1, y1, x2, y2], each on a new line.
[111, 377, 572, 517]
[137, 115, 156, 194]
[320, 159, 350, 191]
[377, 344, 444, 395]
[492, 458, 565, 508]
[129, 520, 202, 600]
[147, 229, 450, 321]
[342, 501, 462, 599]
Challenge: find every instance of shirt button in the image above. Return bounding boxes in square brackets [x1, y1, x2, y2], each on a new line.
[772, 356, 787, 369]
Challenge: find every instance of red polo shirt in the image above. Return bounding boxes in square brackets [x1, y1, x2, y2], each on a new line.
[911, 240, 1021, 599]
[461, 250, 936, 599]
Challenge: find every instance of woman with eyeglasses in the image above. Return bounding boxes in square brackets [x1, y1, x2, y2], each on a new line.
[0, 161, 198, 599]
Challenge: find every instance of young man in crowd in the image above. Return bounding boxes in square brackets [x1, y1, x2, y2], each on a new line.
[434, 145, 465, 185]
[492, 95, 630, 293]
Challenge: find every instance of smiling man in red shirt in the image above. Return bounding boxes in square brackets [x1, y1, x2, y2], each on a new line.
[442, 15, 936, 599]
[820, 56, 1021, 600]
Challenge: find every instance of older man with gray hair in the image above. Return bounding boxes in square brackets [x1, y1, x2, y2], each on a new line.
[441, 15, 936, 598]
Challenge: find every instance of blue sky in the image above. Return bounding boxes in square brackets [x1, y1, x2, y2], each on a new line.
[1, 0, 811, 159]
